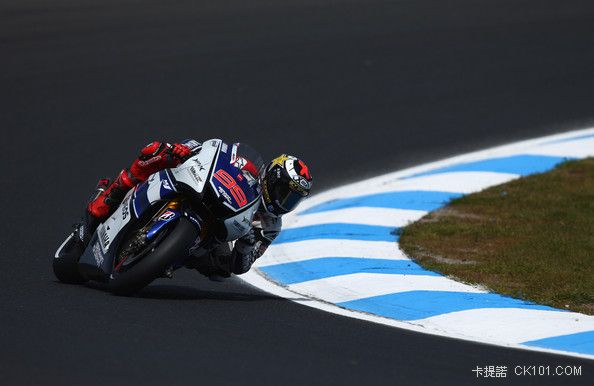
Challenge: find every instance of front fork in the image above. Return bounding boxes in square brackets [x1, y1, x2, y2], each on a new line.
[146, 200, 204, 275]
[115, 200, 203, 275]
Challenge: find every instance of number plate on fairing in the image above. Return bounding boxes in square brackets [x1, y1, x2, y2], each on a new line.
[210, 161, 258, 212]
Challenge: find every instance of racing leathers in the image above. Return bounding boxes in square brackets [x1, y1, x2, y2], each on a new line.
[84, 139, 280, 276]
[229, 209, 281, 274]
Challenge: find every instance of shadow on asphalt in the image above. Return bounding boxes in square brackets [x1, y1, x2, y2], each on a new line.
[136, 284, 281, 301]
[63, 280, 304, 302]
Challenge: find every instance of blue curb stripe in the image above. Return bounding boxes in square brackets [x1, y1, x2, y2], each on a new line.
[300, 191, 462, 215]
[273, 223, 399, 244]
[405, 154, 571, 179]
[259, 258, 439, 284]
[522, 330, 594, 356]
[337, 291, 557, 321]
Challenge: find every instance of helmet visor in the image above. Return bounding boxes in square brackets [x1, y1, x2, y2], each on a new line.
[270, 179, 306, 213]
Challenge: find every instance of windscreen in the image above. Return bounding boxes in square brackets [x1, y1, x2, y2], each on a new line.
[232, 142, 265, 178]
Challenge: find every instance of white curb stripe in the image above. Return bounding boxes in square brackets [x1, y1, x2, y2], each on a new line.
[260, 240, 409, 266]
[284, 207, 426, 229]
[287, 273, 485, 303]
[525, 136, 594, 158]
[416, 308, 594, 344]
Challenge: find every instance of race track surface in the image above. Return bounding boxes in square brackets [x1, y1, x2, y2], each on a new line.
[1, 1, 594, 385]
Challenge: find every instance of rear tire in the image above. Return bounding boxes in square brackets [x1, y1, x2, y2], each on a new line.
[109, 218, 198, 296]
[53, 234, 88, 284]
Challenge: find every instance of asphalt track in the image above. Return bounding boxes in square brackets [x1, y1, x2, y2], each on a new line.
[1, 1, 594, 385]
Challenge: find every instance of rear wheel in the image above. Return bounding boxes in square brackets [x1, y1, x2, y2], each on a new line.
[109, 218, 198, 296]
[53, 233, 88, 284]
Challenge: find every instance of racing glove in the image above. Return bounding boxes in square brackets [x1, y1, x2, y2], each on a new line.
[130, 141, 191, 181]
[169, 143, 191, 160]
[231, 227, 271, 274]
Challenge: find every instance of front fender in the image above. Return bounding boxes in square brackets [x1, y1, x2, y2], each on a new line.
[147, 209, 202, 239]
[146, 209, 181, 240]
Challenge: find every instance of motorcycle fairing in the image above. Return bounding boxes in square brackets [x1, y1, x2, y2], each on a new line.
[209, 146, 260, 212]
[146, 208, 182, 240]
[131, 169, 177, 218]
[78, 169, 179, 279]
[169, 139, 262, 241]
[169, 138, 221, 194]
[77, 138, 263, 279]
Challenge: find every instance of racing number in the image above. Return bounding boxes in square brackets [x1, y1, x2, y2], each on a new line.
[213, 169, 247, 207]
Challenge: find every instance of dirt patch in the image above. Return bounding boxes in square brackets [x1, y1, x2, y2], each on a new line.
[413, 248, 478, 265]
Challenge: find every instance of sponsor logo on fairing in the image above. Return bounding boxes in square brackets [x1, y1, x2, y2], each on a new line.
[241, 215, 251, 226]
[158, 210, 176, 221]
[92, 242, 104, 267]
[78, 226, 86, 241]
[98, 226, 110, 250]
[193, 160, 205, 171]
[189, 166, 203, 183]
[161, 179, 172, 190]
[232, 219, 245, 231]
[218, 186, 233, 204]
[121, 199, 130, 220]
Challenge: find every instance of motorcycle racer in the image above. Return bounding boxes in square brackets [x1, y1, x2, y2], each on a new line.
[73, 139, 313, 278]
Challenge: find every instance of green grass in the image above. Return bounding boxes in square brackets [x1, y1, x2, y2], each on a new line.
[399, 158, 594, 315]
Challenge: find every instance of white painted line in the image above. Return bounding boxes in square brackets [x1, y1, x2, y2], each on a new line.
[526, 137, 594, 159]
[259, 240, 410, 267]
[287, 273, 486, 303]
[284, 207, 426, 229]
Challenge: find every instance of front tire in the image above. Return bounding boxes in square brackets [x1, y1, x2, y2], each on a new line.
[109, 218, 198, 296]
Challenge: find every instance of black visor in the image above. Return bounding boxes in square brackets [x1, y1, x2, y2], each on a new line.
[268, 178, 306, 213]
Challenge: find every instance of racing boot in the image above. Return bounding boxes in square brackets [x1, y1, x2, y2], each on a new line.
[54, 178, 112, 283]
[71, 178, 111, 246]
[53, 179, 110, 283]
[87, 170, 136, 220]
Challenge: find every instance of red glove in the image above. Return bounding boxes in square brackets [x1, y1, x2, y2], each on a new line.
[130, 141, 191, 181]
[170, 143, 191, 160]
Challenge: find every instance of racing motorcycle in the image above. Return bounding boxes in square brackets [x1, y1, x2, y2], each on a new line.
[53, 139, 263, 295]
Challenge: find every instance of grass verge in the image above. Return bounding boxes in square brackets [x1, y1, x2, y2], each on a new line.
[399, 158, 594, 315]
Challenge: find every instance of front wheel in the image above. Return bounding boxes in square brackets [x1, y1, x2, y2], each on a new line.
[109, 218, 198, 296]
